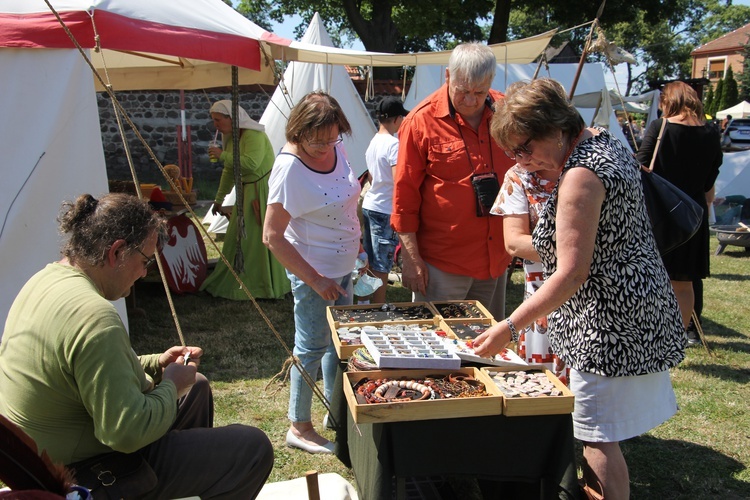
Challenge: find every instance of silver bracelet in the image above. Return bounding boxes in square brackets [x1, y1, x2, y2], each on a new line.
[506, 317, 519, 343]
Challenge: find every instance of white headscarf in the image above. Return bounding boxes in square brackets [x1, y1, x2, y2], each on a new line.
[210, 100, 265, 132]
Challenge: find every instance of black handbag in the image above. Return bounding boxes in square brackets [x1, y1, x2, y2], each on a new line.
[69, 451, 157, 499]
[641, 118, 704, 256]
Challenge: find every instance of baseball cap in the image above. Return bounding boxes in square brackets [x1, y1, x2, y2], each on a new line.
[379, 97, 410, 119]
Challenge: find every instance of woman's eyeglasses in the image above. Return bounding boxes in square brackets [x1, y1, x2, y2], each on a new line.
[504, 137, 533, 160]
[135, 247, 157, 268]
[307, 137, 343, 149]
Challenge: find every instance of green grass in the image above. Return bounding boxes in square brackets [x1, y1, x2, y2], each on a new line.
[126, 221, 750, 498]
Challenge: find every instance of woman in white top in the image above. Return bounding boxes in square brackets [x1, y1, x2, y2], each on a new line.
[263, 91, 362, 454]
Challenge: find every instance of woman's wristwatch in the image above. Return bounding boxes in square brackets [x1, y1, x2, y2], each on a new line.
[506, 317, 519, 343]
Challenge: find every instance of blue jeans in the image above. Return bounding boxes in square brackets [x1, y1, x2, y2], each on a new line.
[287, 271, 353, 422]
[362, 208, 398, 274]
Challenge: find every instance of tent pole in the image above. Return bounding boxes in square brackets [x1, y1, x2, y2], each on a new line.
[569, 1, 606, 99]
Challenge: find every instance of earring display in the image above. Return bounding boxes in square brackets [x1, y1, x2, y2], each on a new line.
[483, 368, 574, 416]
[362, 328, 461, 369]
[333, 322, 438, 359]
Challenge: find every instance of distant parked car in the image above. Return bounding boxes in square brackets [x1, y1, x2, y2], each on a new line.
[724, 118, 750, 145]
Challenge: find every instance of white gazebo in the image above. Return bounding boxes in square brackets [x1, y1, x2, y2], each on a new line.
[716, 101, 750, 119]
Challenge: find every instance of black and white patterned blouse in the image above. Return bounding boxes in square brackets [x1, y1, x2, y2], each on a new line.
[532, 128, 686, 377]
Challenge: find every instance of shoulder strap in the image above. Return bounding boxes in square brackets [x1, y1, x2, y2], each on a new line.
[646, 119, 668, 173]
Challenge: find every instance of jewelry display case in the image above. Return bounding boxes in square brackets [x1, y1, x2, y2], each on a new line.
[343, 367, 503, 424]
[361, 328, 461, 370]
[482, 368, 574, 416]
[328, 302, 440, 359]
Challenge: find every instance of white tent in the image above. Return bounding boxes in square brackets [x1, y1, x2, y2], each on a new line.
[203, 13, 380, 233]
[715, 149, 750, 198]
[260, 13, 377, 176]
[716, 101, 750, 120]
[0, 0, 282, 335]
[404, 62, 630, 148]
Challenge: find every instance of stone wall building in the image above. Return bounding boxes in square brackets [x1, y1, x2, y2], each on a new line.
[98, 80, 407, 187]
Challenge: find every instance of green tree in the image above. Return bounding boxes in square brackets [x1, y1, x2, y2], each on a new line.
[704, 85, 715, 117]
[712, 78, 725, 117]
[723, 65, 739, 110]
[739, 42, 750, 102]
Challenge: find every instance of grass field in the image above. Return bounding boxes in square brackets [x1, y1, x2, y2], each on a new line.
[125, 211, 750, 499]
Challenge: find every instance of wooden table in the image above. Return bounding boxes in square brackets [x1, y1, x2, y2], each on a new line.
[330, 365, 580, 500]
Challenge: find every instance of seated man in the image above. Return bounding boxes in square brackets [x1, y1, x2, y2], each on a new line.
[0, 193, 273, 499]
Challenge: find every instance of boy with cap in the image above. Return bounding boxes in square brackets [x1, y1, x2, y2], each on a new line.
[361, 97, 410, 303]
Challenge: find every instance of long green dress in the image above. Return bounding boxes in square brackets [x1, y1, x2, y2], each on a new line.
[201, 129, 290, 299]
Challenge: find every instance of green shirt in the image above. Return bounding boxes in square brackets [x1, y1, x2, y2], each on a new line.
[0, 263, 177, 464]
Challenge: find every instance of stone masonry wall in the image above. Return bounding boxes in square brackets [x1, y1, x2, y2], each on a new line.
[98, 88, 396, 184]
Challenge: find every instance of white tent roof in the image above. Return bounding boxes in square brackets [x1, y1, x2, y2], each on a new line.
[404, 62, 631, 148]
[0, 0, 279, 90]
[264, 29, 557, 67]
[716, 101, 750, 119]
[259, 13, 377, 177]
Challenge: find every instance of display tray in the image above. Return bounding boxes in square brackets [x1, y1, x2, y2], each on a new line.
[327, 302, 438, 327]
[344, 367, 503, 424]
[439, 318, 495, 340]
[444, 336, 527, 368]
[482, 367, 574, 417]
[332, 322, 451, 360]
[361, 329, 461, 370]
[430, 300, 494, 322]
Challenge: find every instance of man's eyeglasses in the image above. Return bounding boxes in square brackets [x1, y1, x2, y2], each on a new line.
[135, 247, 157, 268]
[504, 137, 533, 160]
[307, 137, 343, 149]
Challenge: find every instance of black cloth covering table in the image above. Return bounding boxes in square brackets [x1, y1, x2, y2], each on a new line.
[331, 364, 580, 500]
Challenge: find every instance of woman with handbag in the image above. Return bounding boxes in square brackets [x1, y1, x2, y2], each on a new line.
[637, 82, 723, 340]
[473, 78, 685, 499]
[201, 100, 290, 300]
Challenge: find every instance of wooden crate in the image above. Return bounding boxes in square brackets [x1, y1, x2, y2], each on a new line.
[430, 300, 494, 322]
[481, 367, 574, 417]
[331, 321, 452, 360]
[344, 367, 503, 424]
[327, 302, 438, 329]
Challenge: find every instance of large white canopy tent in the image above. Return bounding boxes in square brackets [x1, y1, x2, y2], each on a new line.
[0, 0, 556, 333]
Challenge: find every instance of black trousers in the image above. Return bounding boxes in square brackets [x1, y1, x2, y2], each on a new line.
[74, 374, 274, 500]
